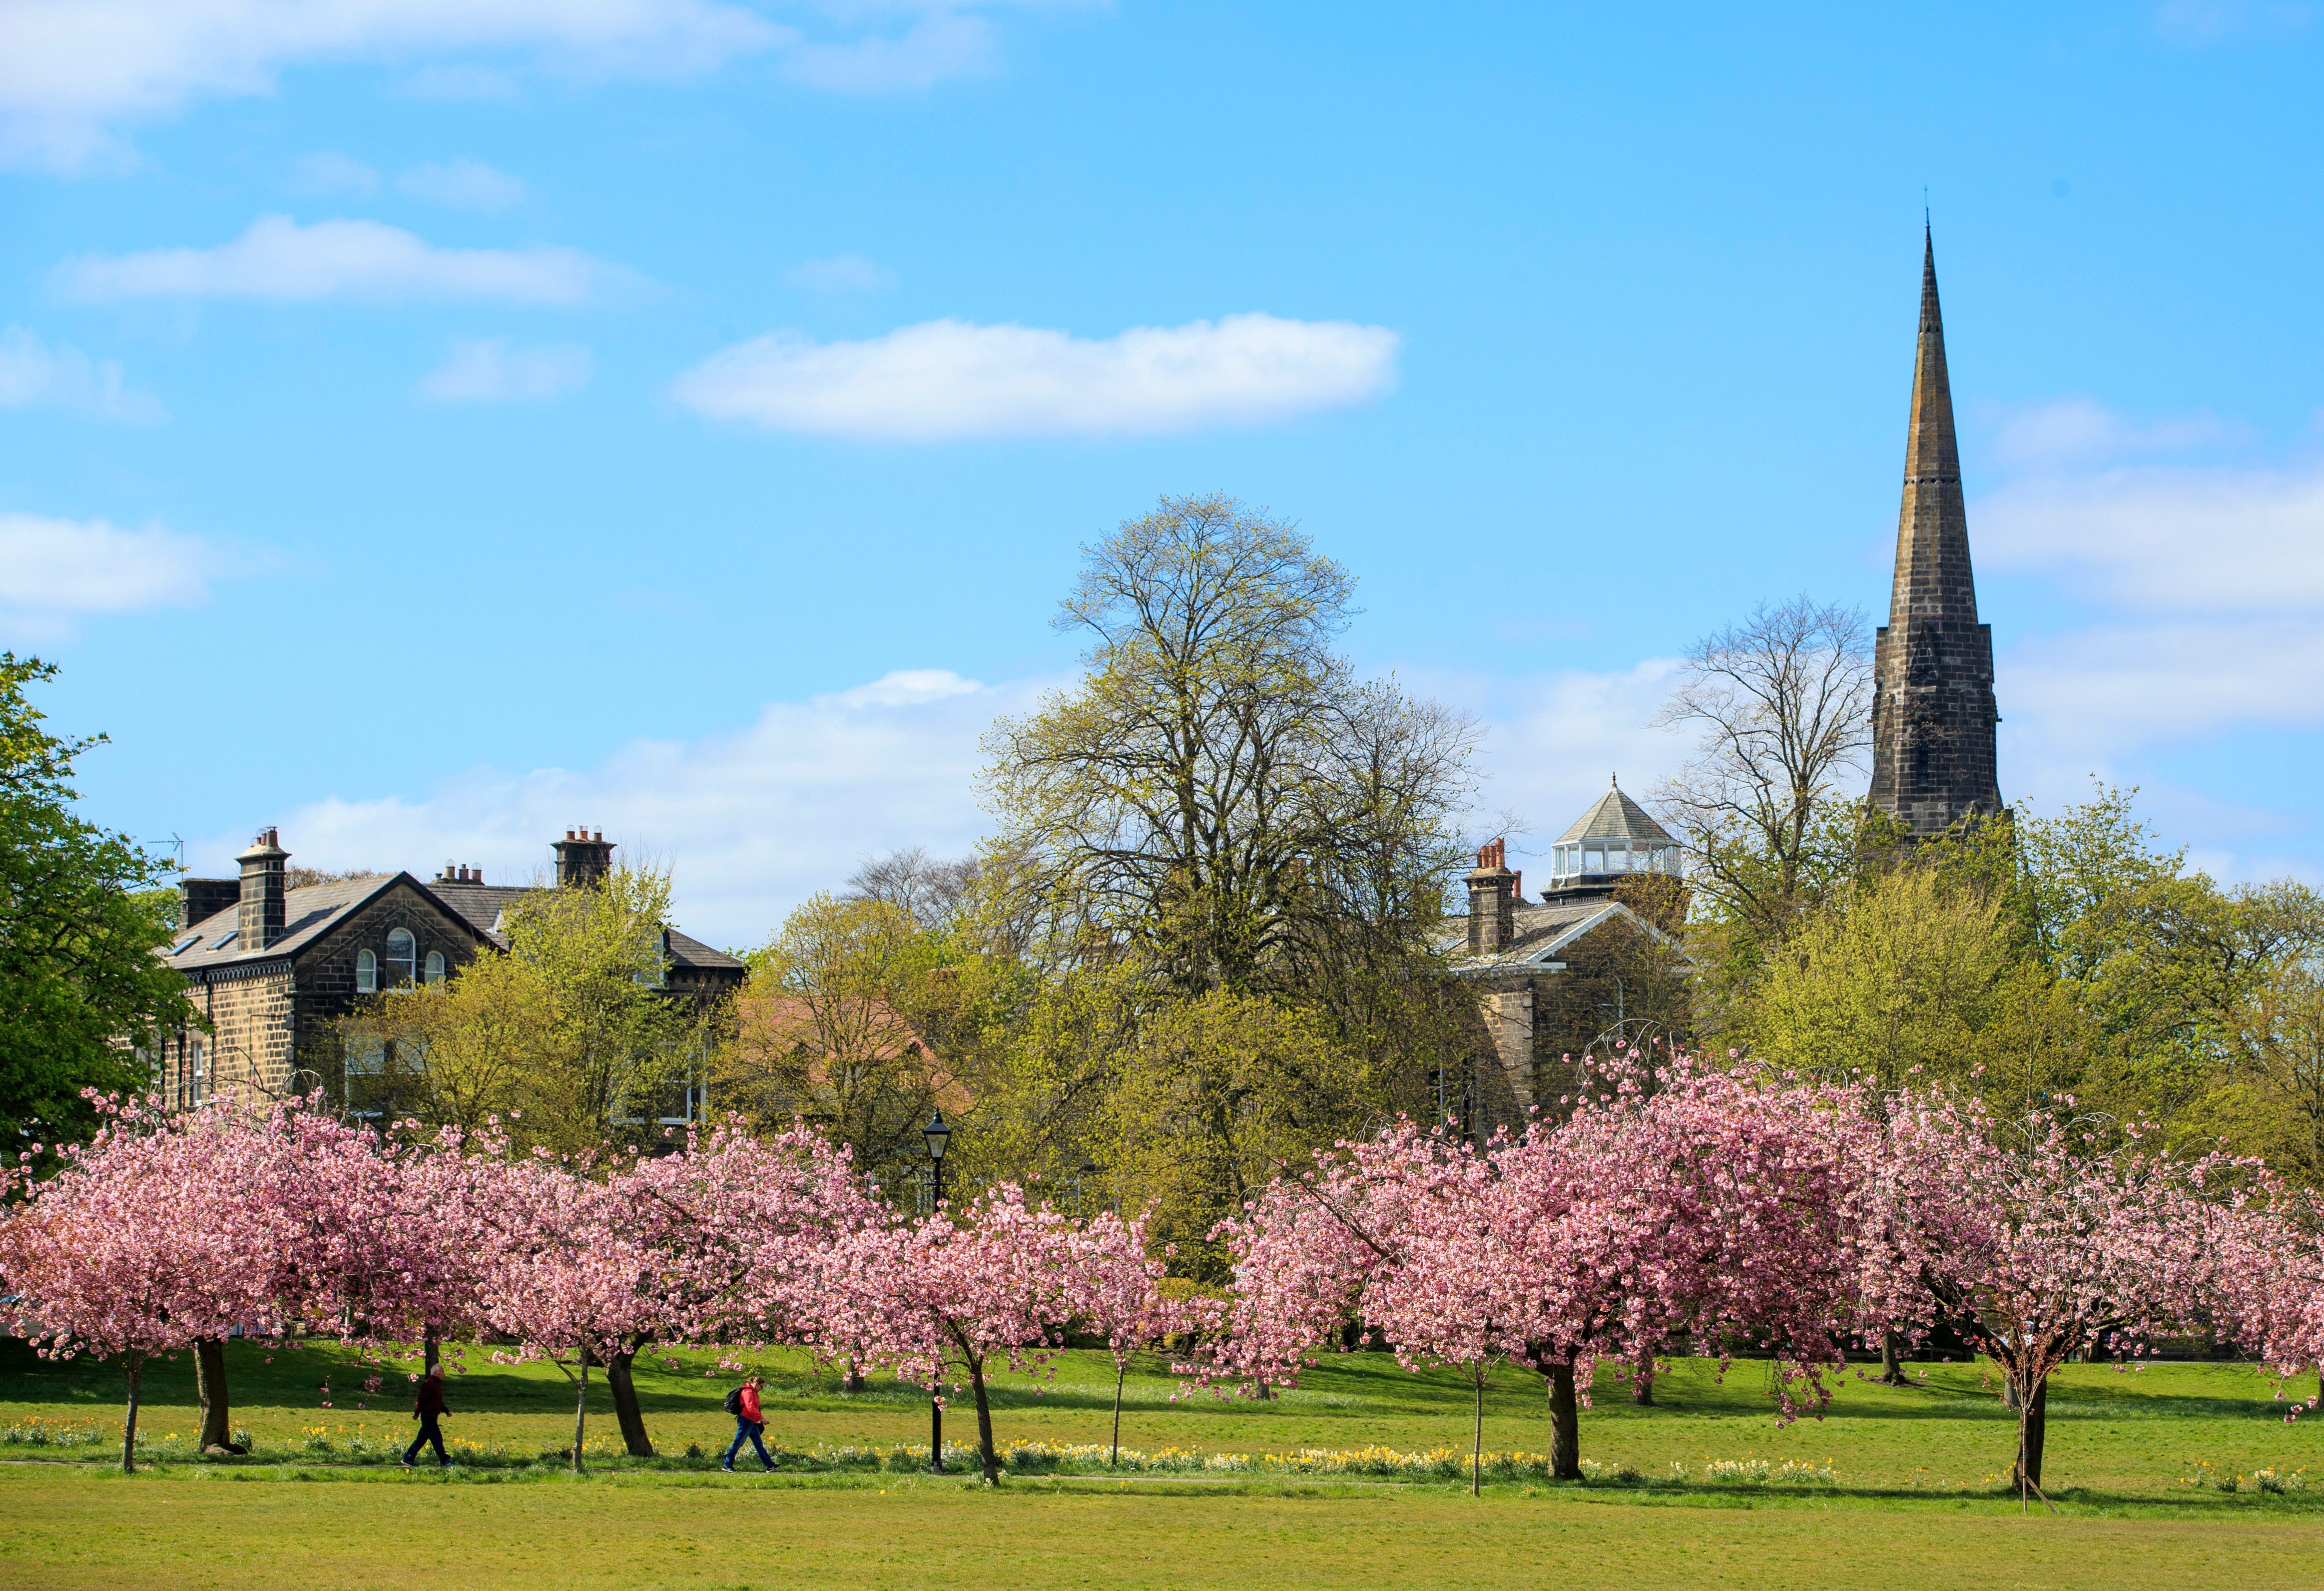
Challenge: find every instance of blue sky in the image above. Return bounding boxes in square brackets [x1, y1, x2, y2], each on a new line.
[4, 1, 2320, 946]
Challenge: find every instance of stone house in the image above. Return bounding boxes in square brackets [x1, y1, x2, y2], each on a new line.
[155, 826, 744, 1115]
[1443, 779, 1691, 1125]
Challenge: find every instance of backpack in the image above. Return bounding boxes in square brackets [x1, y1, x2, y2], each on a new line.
[722, 1386, 744, 1415]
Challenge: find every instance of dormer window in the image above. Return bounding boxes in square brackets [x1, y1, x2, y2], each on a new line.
[356, 948, 378, 994]
[387, 929, 417, 989]
[425, 951, 446, 987]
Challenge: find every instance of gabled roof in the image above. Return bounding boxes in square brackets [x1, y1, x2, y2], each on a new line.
[1437, 897, 1678, 975]
[164, 873, 747, 980]
[1556, 780, 1679, 847]
[165, 874, 493, 973]
[664, 928, 746, 974]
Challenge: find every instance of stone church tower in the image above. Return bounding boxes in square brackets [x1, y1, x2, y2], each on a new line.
[1868, 228, 2004, 837]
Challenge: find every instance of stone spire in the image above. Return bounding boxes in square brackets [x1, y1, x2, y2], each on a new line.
[1868, 228, 2003, 838]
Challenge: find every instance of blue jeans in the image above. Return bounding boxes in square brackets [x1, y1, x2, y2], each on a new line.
[404, 1415, 449, 1466]
[724, 1418, 771, 1469]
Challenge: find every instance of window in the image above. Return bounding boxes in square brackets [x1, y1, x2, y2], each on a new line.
[356, 949, 377, 994]
[345, 1038, 387, 1076]
[386, 929, 417, 988]
[190, 1039, 206, 1105]
[424, 951, 446, 987]
[211, 931, 239, 950]
[174, 934, 201, 955]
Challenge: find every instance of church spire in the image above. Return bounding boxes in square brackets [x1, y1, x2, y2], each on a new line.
[1891, 225, 1972, 629]
[1868, 228, 2003, 837]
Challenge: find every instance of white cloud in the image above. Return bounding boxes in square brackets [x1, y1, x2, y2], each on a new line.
[1981, 458, 2324, 616]
[246, 668, 1039, 948]
[418, 338, 593, 402]
[397, 158, 527, 211]
[2155, 0, 2313, 45]
[288, 150, 382, 196]
[672, 312, 1402, 440]
[0, 1, 1090, 172]
[0, 326, 163, 421]
[2002, 618, 2324, 757]
[52, 215, 632, 305]
[1405, 657, 1691, 855]
[784, 252, 894, 293]
[1965, 399, 2324, 793]
[1985, 395, 2245, 471]
[0, 513, 220, 639]
[782, 9, 996, 92]
[0, 0, 790, 171]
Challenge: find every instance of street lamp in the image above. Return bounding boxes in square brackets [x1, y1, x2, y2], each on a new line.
[922, 1107, 953, 1474]
[922, 1107, 952, 1207]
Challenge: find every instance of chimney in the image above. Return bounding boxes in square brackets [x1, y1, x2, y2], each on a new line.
[179, 876, 242, 931]
[235, 827, 289, 953]
[1465, 838, 1516, 956]
[553, 826, 616, 889]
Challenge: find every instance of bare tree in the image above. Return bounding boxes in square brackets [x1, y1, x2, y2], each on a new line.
[846, 847, 978, 931]
[1653, 596, 1875, 945]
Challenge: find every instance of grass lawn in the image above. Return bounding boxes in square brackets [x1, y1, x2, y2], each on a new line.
[6, 1339, 2324, 1589]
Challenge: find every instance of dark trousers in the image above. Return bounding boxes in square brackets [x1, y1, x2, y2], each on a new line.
[724, 1417, 771, 1469]
[404, 1414, 449, 1466]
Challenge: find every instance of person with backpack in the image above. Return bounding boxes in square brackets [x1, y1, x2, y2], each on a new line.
[722, 1375, 773, 1472]
[402, 1364, 452, 1469]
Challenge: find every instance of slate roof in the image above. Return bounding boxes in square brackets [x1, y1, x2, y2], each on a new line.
[665, 929, 746, 973]
[162, 874, 744, 976]
[163, 875, 456, 972]
[1436, 898, 1643, 974]
[1556, 781, 1680, 847]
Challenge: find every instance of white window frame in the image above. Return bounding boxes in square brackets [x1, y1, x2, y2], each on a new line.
[386, 928, 417, 989]
[356, 948, 377, 994]
[424, 950, 446, 987]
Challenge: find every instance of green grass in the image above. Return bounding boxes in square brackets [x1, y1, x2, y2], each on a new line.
[7, 1340, 2324, 1588]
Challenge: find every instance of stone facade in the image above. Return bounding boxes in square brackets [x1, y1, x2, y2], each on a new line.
[1868, 230, 2004, 838]
[159, 829, 746, 1114]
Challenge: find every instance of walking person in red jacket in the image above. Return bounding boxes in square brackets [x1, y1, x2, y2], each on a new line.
[402, 1365, 452, 1469]
[722, 1375, 773, 1473]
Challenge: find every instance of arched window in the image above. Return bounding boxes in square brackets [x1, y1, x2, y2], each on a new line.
[424, 951, 446, 987]
[386, 929, 417, 988]
[356, 949, 377, 994]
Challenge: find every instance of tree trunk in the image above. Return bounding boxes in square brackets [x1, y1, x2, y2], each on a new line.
[121, 1354, 144, 1475]
[1471, 1367, 1485, 1496]
[1111, 1361, 1127, 1469]
[1879, 1329, 1908, 1387]
[929, 1386, 944, 1474]
[195, 1338, 240, 1452]
[970, 1356, 1000, 1486]
[571, 1354, 588, 1475]
[424, 1330, 440, 1375]
[606, 1346, 654, 1457]
[1546, 1361, 1581, 1481]
[2013, 1372, 2049, 1495]
[1631, 1350, 1655, 1407]
[843, 1358, 866, 1394]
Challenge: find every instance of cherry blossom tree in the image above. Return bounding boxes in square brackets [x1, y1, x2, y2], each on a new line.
[602, 1121, 890, 1455]
[1206, 1055, 1860, 1484]
[1851, 1086, 2238, 1503]
[1063, 1206, 1175, 1468]
[826, 1184, 1085, 1485]
[0, 1094, 286, 1471]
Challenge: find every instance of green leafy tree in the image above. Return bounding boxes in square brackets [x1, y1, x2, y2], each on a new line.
[0, 655, 186, 1151]
[1741, 864, 2015, 1089]
[339, 863, 715, 1154]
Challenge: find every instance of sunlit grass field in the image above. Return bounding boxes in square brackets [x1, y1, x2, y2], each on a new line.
[7, 1340, 2324, 1589]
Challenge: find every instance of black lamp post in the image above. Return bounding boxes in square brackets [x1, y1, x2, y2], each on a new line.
[922, 1107, 952, 1474]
